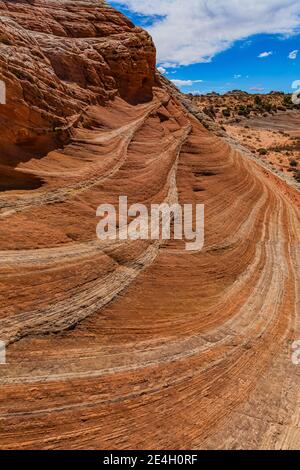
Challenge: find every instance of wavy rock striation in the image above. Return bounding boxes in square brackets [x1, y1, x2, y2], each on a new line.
[0, 0, 299, 450]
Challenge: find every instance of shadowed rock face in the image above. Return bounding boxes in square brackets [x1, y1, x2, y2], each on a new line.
[0, 0, 300, 451]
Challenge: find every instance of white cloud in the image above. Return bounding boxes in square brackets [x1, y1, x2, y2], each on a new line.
[157, 66, 167, 74]
[159, 62, 180, 69]
[288, 49, 299, 59]
[171, 79, 203, 87]
[112, 0, 300, 66]
[234, 74, 242, 79]
[258, 51, 273, 58]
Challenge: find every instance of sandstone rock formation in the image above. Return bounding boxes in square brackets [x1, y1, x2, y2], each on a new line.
[0, 0, 300, 450]
[0, 0, 156, 180]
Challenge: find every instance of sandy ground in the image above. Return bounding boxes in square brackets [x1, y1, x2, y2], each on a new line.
[225, 124, 299, 177]
[189, 93, 300, 184]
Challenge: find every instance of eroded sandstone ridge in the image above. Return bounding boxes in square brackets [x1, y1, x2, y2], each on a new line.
[0, 0, 300, 450]
[0, 0, 155, 178]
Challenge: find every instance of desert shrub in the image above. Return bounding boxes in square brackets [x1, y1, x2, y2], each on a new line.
[255, 95, 262, 106]
[222, 108, 231, 117]
[238, 105, 250, 117]
[290, 159, 298, 167]
[263, 102, 272, 113]
[295, 171, 300, 183]
[258, 148, 268, 156]
[203, 106, 216, 120]
[283, 95, 292, 106]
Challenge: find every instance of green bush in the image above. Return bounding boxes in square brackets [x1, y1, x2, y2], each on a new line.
[283, 95, 292, 106]
[222, 108, 231, 117]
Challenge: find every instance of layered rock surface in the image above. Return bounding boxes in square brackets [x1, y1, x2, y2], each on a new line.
[0, 0, 300, 450]
[0, 0, 155, 177]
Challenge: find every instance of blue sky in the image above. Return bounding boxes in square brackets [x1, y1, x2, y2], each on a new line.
[110, 0, 300, 94]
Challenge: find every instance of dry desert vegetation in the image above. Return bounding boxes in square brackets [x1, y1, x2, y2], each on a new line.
[190, 91, 300, 184]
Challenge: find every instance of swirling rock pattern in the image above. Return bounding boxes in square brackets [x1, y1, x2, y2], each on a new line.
[0, 0, 299, 450]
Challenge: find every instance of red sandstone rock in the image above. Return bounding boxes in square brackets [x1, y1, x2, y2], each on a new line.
[0, 0, 299, 451]
[0, 0, 156, 166]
